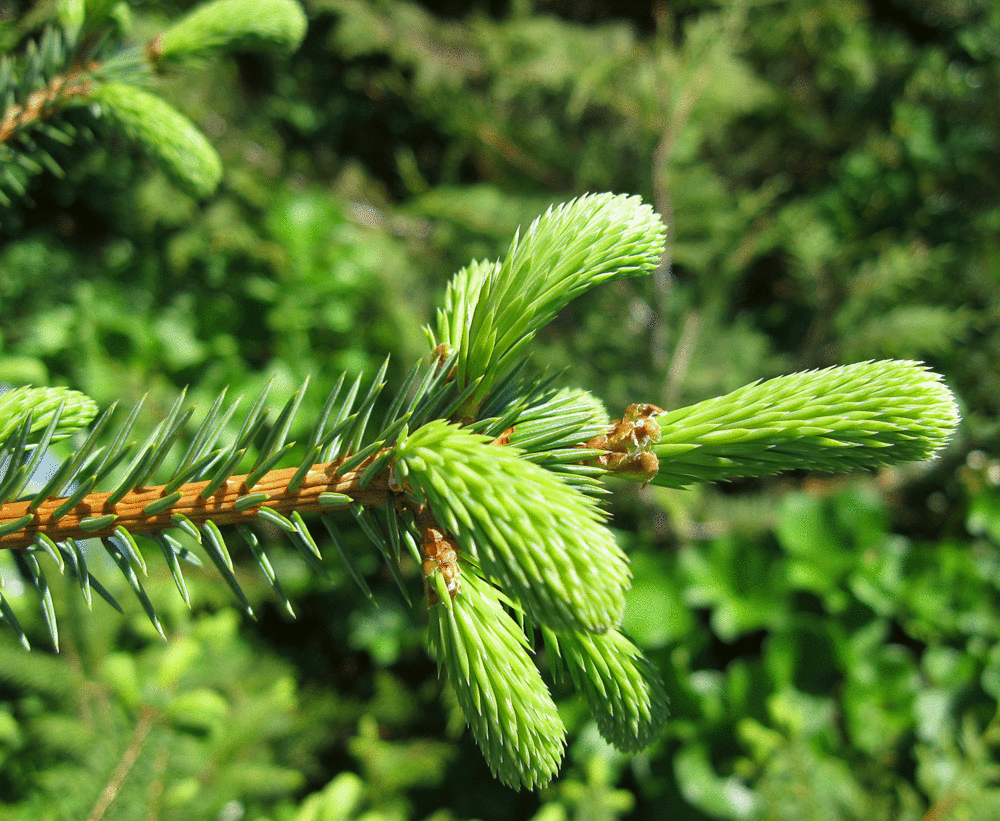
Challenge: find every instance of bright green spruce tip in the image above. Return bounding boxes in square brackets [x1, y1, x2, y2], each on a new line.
[428, 572, 566, 790]
[545, 626, 669, 753]
[431, 193, 666, 411]
[0, 386, 98, 444]
[649, 359, 960, 489]
[429, 257, 496, 356]
[86, 83, 223, 200]
[393, 418, 630, 633]
[157, 0, 308, 62]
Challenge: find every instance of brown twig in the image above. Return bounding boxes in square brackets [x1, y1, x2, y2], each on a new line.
[87, 705, 156, 821]
[0, 64, 96, 144]
[411, 504, 461, 603]
[0, 453, 391, 549]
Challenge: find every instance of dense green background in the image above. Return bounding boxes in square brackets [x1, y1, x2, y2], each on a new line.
[2, 0, 1000, 818]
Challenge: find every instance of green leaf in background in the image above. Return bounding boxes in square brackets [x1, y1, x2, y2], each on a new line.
[775, 487, 888, 601]
[679, 532, 788, 642]
[621, 551, 694, 647]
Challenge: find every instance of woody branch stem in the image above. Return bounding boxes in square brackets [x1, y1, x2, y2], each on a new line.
[0, 64, 96, 143]
[0, 454, 391, 549]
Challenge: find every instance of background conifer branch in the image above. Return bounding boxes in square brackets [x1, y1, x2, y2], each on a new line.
[0, 0, 307, 206]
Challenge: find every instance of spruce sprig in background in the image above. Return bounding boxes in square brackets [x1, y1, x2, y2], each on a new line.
[0, 0, 307, 209]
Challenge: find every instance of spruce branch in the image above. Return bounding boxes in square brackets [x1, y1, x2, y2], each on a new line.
[0, 454, 389, 550]
[0, 26, 97, 203]
[0, 56, 93, 144]
[0, 190, 963, 791]
[0, 361, 410, 642]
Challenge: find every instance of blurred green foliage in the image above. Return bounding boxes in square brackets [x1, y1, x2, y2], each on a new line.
[2, 0, 1000, 818]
